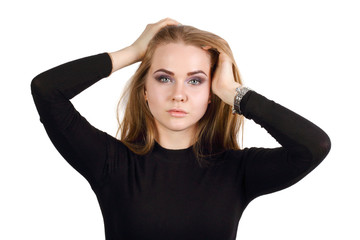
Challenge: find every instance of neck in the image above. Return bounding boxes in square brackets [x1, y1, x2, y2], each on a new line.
[156, 126, 196, 150]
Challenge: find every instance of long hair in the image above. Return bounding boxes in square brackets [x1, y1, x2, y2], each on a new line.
[116, 25, 244, 167]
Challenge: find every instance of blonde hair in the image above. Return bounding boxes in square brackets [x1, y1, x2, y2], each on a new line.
[116, 25, 244, 167]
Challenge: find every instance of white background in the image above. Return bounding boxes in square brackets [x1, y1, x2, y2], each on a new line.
[1, 0, 359, 239]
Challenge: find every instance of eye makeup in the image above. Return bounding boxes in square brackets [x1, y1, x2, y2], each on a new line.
[153, 72, 207, 86]
[187, 77, 203, 85]
[155, 74, 173, 83]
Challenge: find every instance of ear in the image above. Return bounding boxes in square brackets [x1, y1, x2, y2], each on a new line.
[144, 89, 148, 101]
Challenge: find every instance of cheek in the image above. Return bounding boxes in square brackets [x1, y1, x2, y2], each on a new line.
[146, 85, 166, 104]
[190, 87, 211, 113]
[195, 81, 211, 101]
[145, 86, 168, 116]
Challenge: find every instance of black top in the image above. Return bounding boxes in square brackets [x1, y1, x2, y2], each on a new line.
[31, 53, 331, 240]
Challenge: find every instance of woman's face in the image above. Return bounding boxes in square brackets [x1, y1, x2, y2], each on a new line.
[145, 42, 211, 137]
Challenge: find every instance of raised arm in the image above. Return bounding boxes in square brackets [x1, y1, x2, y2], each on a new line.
[209, 50, 331, 203]
[31, 53, 113, 188]
[31, 18, 180, 187]
[240, 91, 331, 202]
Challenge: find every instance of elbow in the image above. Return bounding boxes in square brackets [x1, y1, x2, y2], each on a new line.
[294, 133, 331, 174]
[31, 74, 43, 95]
[297, 131, 331, 168]
[30, 75, 41, 95]
[319, 132, 331, 160]
[30, 73, 51, 99]
[312, 132, 331, 164]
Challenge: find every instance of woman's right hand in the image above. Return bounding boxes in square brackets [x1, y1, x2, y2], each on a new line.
[130, 18, 181, 61]
[109, 18, 180, 74]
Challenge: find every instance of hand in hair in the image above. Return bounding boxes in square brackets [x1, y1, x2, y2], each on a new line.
[131, 18, 181, 61]
[203, 47, 242, 107]
[108, 18, 180, 74]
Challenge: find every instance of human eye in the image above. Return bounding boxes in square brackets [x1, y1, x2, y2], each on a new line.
[156, 75, 172, 83]
[188, 78, 202, 85]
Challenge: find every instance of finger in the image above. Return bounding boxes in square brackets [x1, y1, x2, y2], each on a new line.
[201, 45, 212, 51]
[211, 48, 231, 62]
[202, 46, 221, 57]
[156, 18, 181, 29]
[159, 17, 180, 25]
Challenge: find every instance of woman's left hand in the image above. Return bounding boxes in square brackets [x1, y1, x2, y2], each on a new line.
[205, 47, 241, 106]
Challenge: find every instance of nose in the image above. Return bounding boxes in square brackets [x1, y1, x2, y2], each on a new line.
[172, 82, 187, 102]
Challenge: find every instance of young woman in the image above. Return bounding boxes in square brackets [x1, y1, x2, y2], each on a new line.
[31, 18, 331, 240]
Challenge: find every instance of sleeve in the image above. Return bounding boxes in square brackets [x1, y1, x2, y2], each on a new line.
[31, 53, 114, 188]
[239, 91, 331, 204]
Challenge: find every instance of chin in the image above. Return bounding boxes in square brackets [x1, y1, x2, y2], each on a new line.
[167, 123, 194, 132]
[158, 119, 197, 133]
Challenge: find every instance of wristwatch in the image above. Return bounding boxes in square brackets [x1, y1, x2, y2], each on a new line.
[232, 86, 250, 115]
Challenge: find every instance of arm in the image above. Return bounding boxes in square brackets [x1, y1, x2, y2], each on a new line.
[31, 18, 180, 187]
[240, 90, 331, 202]
[31, 53, 113, 188]
[210, 50, 331, 203]
[108, 46, 141, 74]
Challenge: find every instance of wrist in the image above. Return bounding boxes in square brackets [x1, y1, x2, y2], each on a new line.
[127, 44, 143, 63]
[232, 86, 251, 115]
[108, 46, 140, 74]
[220, 82, 242, 106]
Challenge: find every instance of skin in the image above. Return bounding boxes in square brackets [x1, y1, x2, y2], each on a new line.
[108, 18, 241, 149]
[144, 43, 212, 149]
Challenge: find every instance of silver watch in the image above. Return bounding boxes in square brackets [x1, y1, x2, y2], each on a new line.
[232, 86, 250, 115]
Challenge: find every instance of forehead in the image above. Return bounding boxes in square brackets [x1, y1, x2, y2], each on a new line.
[150, 43, 211, 73]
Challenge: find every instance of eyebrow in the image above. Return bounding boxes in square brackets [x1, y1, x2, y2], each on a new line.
[153, 68, 208, 77]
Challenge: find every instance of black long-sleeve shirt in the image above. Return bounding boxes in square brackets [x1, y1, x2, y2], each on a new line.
[31, 52, 331, 240]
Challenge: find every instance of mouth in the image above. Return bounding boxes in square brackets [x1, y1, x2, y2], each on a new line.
[167, 109, 188, 117]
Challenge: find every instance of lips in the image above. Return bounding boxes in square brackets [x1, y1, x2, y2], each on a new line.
[168, 108, 187, 113]
[167, 108, 188, 117]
